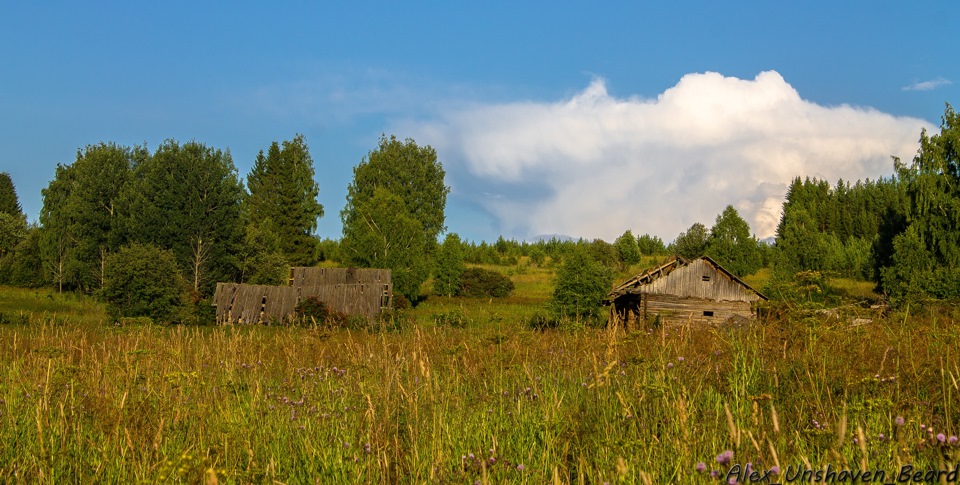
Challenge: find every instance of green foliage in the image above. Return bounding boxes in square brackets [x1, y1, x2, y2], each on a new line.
[39, 143, 138, 291]
[636, 233, 666, 256]
[774, 174, 907, 283]
[102, 243, 185, 322]
[342, 135, 449, 251]
[0, 172, 23, 217]
[613, 230, 641, 266]
[121, 140, 244, 294]
[433, 233, 465, 297]
[878, 105, 960, 303]
[295, 296, 332, 323]
[528, 246, 546, 266]
[704, 205, 762, 277]
[315, 238, 341, 263]
[340, 187, 430, 302]
[773, 204, 826, 277]
[0, 212, 27, 257]
[457, 267, 514, 298]
[550, 247, 612, 321]
[0, 225, 45, 287]
[671, 222, 708, 260]
[588, 238, 618, 269]
[237, 220, 289, 286]
[246, 134, 324, 265]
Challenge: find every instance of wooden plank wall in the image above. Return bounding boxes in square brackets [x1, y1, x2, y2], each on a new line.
[212, 281, 393, 325]
[632, 259, 762, 303]
[643, 294, 753, 326]
[289, 267, 391, 288]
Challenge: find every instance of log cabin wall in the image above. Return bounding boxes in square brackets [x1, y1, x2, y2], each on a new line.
[630, 259, 762, 303]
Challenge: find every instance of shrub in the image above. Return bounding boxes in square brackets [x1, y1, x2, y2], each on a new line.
[550, 247, 613, 321]
[295, 296, 331, 324]
[433, 308, 469, 328]
[433, 233, 465, 297]
[102, 243, 185, 323]
[457, 267, 514, 298]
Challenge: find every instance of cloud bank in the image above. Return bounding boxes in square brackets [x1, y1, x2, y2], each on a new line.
[408, 71, 932, 241]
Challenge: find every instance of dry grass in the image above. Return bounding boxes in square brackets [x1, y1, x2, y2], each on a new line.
[1, 279, 958, 483]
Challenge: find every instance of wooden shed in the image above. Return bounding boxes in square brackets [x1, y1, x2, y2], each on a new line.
[213, 267, 393, 325]
[606, 256, 766, 328]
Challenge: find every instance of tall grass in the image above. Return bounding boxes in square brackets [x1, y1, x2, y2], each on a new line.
[1, 284, 958, 483]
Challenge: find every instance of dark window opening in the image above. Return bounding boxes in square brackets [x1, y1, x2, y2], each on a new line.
[702, 275, 711, 281]
[703, 311, 714, 317]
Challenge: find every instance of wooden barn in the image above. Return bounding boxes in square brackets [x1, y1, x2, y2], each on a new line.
[213, 267, 393, 325]
[606, 256, 766, 328]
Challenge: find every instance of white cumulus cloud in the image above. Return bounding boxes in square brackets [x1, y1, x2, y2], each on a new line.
[406, 71, 932, 241]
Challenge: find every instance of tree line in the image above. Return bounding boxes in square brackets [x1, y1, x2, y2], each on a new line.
[1, 104, 957, 319]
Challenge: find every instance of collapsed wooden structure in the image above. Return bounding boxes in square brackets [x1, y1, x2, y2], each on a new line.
[213, 267, 393, 325]
[606, 256, 766, 328]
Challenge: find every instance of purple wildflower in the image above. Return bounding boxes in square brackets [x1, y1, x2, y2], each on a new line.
[517, 464, 525, 472]
[949, 436, 958, 445]
[695, 462, 707, 473]
[667, 363, 674, 369]
[895, 416, 905, 426]
[716, 450, 733, 465]
[710, 470, 719, 478]
[678, 356, 685, 362]
[937, 433, 946, 443]
[769, 466, 780, 475]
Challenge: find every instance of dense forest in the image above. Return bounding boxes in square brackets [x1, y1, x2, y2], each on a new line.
[0, 105, 958, 321]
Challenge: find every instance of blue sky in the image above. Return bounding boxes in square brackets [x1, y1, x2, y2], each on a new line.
[1, 1, 957, 242]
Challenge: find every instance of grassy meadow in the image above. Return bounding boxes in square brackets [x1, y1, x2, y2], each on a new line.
[1, 261, 959, 484]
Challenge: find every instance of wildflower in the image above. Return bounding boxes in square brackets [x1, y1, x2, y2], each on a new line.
[728, 478, 737, 485]
[716, 450, 733, 465]
[769, 466, 780, 476]
[949, 436, 958, 445]
[895, 416, 905, 426]
[364, 443, 371, 453]
[678, 356, 685, 362]
[667, 363, 674, 369]
[937, 433, 946, 443]
[710, 470, 719, 478]
[517, 464, 525, 471]
[878, 433, 885, 440]
[695, 462, 707, 473]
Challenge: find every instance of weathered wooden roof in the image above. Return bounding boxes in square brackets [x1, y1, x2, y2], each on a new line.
[608, 256, 767, 302]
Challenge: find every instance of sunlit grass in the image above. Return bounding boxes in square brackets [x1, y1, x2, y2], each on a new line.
[0, 276, 957, 483]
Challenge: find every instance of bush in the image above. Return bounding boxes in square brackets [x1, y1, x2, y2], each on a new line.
[550, 247, 613, 321]
[295, 296, 331, 324]
[102, 243, 185, 323]
[457, 267, 515, 298]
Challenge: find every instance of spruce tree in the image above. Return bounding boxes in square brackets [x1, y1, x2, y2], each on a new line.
[0, 172, 22, 217]
[246, 134, 323, 265]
